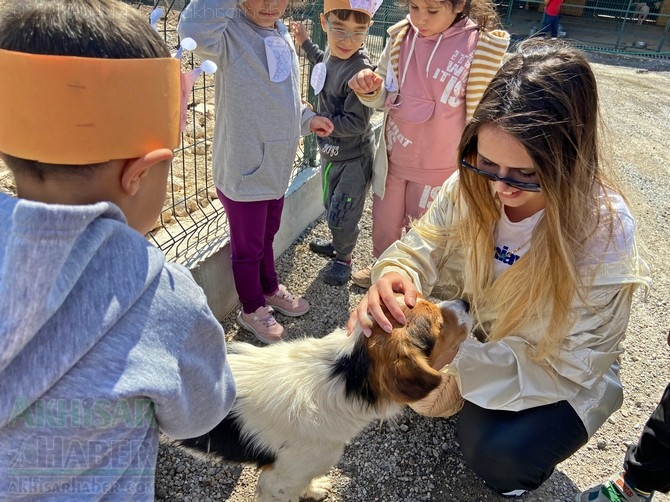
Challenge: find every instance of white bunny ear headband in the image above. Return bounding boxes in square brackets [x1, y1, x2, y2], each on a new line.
[323, 0, 383, 16]
[0, 7, 216, 165]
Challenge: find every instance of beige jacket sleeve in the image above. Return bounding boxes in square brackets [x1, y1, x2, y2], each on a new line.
[372, 175, 651, 436]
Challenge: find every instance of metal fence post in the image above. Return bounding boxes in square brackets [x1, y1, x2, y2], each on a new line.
[301, 1, 327, 168]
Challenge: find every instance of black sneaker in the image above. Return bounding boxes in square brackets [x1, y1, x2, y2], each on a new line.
[324, 259, 352, 286]
[309, 238, 336, 258]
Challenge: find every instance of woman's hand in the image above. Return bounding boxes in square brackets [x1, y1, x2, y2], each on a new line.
[347, 272, 419, 336]
[347, 68, 383, 95]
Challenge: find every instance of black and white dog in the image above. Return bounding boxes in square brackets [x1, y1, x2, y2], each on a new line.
[179, 297, 472, 502]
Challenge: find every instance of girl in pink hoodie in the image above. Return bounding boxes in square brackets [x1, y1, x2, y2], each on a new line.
[348, 0, 509, 288]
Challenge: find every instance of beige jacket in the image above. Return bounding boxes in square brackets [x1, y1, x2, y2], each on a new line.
[372, 175, 651, 437]
[357, 19, 510, 198]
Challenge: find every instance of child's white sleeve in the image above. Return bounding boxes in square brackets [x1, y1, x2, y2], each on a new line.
[300, 104, 317, 136]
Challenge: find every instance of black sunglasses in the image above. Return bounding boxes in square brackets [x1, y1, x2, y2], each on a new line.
[460, 159, 542, 192]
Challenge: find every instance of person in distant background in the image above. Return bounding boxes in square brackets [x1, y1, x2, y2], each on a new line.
[540, 0, 564, 39]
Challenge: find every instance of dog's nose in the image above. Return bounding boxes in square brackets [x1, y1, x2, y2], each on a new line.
[458, 299, 470, 313]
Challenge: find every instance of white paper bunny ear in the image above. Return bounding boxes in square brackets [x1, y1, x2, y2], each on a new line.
[178, 60, 217, 131]
[348, 0, 383, 16]
[174, 37, 197, 60]
[149, 7, 164, 31]
[173, 36, 218, 131]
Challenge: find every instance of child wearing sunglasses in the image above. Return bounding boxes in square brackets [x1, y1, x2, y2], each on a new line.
[348, 40, 651, 497]
[347, 0, 509, 288]
[289, 0, 379, 286]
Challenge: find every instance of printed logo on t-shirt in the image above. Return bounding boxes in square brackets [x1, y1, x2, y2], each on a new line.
[494, 245, 522, 266]
[431, 50, 472, 106]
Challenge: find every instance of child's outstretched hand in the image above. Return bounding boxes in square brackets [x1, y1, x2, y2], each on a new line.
[310, 116, 334, 137]
[289, 20, 309, 46]
[348, 68, 384, 95]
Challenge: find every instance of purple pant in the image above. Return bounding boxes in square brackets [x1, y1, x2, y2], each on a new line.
[217, 189, 283, 314]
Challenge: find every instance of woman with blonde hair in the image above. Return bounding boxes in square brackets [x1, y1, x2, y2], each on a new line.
[348, 40, 651, 497]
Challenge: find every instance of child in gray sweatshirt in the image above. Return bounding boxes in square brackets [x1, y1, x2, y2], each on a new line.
[178, 0, 334, 344]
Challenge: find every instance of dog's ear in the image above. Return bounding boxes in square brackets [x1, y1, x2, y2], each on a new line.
[367, 302, 444, 403]
[388, 349, 443, 403]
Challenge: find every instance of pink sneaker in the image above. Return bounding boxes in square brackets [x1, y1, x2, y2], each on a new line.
[237, 306, 285, 344]
[264, 284, 309, 317]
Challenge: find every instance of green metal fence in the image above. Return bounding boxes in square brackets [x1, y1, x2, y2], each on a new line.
[500, 0, 670, 54]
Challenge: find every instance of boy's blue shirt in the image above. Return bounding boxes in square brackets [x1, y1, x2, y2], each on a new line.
[301, 40, 376, 163]
[0, 193, 235, 500]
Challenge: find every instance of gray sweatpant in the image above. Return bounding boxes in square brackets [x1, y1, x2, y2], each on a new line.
[321, 151, 373, 261]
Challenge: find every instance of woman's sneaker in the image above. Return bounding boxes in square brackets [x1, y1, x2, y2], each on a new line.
[576, 473, 654, 502]
[351, 266, 372, 289]
[264, 285, 309, 317]
[237, 306, 284, 344]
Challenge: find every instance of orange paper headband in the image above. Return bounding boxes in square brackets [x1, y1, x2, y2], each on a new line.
[0, 49, 182, 165]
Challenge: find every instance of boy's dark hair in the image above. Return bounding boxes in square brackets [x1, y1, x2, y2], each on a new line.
[326, 9, 372, 24]
[0, 0, 171, 178]
[0, 0, 170, 58]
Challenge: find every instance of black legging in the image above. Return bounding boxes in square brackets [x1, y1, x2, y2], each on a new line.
[456, 400, 588, 494]
[624, 382, 670, 494]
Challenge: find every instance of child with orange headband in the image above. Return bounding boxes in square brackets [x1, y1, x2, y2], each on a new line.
[0, 1, 235, 499]
[179, 0, 334, 343]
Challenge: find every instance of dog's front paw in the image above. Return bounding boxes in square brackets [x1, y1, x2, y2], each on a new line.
[300, 476, 332, 501]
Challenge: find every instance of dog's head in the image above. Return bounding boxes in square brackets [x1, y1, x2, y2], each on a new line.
[361, 297, 472, 405]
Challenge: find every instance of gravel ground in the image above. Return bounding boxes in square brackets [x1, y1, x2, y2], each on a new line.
[155, 51, 670, 501]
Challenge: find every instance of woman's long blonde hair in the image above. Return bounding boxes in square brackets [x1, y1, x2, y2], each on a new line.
[452, 41, 619, 361]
